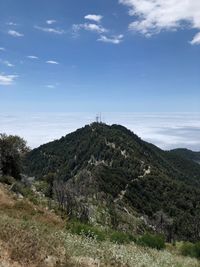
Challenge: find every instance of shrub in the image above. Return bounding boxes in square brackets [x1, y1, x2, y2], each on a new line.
[194, 242, 200, 259]
[181, 242, 196, 258]
[11, 182, 33, 197]
[0, 175, 15, 185]
[68, 221, 106, 241]
[181, 242, 200, 259]
[137, 233, 165, 250]
[110, 231, 135, 244]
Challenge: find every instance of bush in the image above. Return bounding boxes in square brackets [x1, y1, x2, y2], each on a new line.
[0, 175, 15, 185]
[194, 242, 200, 258]
[110, 231, 135, 244]
[181, 242, 196, 257]
[181, 242, 200, 259]
[137, 233, 165, 250]
[68, 221, 106, 241]
[11, 182, 33, 197]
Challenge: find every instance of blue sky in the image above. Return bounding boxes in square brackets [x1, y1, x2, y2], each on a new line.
[0, 0, 200, 113]
[0, 0, 200, 149]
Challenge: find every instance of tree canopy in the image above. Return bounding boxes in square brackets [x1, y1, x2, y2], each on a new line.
[0, 133, 29, 180]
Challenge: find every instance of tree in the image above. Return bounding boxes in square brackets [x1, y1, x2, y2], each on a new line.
[53, 180, 89, 222]
[0, 133, 29, 180]
[153, 210, 174, 243]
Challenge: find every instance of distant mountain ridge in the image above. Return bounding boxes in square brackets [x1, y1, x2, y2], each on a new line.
[170, 148, 200, 164]
[25, 123, 200, 241]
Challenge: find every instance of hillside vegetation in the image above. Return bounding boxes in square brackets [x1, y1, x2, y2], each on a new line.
[0, 182, 200, 267]
[24, 123, 200, 242]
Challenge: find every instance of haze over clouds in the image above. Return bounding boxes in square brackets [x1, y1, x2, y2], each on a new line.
[1, 112, 200, 151]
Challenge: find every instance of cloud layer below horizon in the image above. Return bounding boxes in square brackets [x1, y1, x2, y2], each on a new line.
[0, 112, 200, 151]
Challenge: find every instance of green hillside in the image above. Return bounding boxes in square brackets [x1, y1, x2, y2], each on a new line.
[25, 123, 200, 242]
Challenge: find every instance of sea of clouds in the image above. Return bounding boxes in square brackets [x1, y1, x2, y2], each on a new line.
[0, 112, 200, 151]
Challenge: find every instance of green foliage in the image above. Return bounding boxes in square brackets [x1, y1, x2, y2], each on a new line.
[181, 241, 200, 259]
[0, 175, 15, 185]
[68, 221, 106, 241]
[68, 221, 136, 244]
[11, 182, 34, 198]
[24, 123, 200, 241]
[181, 242, 196, 258]
[0, 133, 29, 180]
[137, 233, 165, 250]
[170, 148, 200, 164]
[8, 180, 41, 206]
[109, 231, 135, 244]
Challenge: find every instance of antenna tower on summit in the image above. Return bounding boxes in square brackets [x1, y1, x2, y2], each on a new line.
[95, 113, 102, 123]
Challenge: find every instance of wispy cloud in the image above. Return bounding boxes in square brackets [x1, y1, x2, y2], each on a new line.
[46, 19, 57, 25]
[34, 26, 65, 34]
[0, 74, 18, 85]
[119, 0, 200, 44]
[46, 84, 55, 89]
[46, 60, 59, 65]
[27, 55, 39, 59]
[190, 32, 200, 45]
[8, 30, 24, 37]
[72, 15, 122, 44]
[1, 60, 15, 67]
[0, 47, 5, 51]
[7, 22, 18, 26]
[72, 23, 108, 34]
[98, 34, 124, 44]
[84, 14, 103, 23]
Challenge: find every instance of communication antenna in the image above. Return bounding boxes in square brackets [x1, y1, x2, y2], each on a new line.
[95, 113, 103, 123]
[96, 114, 99, 123]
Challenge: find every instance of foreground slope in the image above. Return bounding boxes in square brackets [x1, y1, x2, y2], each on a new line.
[25, 123, 200, 241]
[0, 182, 200, 267]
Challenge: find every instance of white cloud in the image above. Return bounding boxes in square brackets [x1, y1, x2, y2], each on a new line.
[8, 30, 24, 37]
[1, 60, 15, 67]
[46, 84, 55, 89]
[119, 0, 200, 43]
[190, 32, 200, 45]
[72, 23, 108, 34]
[46, 20, 57, 25]
[0, 74, 18, 85]
[98, 34, 124, 44]
[34, 26, 65, 34]
[7, 22, 17, 26]
[0, 47, 5, 51]
[84, 14, 103, 23]
[46, 60, 59, 65]
[27, 55, 39, 59]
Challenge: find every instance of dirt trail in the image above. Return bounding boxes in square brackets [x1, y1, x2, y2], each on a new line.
[114, 165, 151, 203]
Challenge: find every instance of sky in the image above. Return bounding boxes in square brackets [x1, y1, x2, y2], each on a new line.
[0, 0, 200, 149]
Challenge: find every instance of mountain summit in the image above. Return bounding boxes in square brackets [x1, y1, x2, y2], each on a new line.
[25, 123, 200, 241]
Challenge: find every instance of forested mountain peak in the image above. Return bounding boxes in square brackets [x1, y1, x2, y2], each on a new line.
[25, 123, 200, 241]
